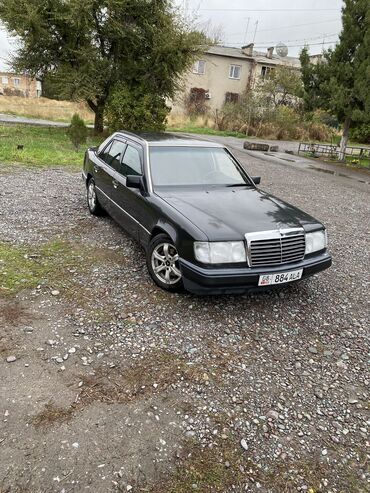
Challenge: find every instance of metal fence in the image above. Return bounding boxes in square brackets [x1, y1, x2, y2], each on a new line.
[298, 142, 370, 162]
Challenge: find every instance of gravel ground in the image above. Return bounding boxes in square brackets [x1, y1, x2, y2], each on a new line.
[0, 141, 369, 493]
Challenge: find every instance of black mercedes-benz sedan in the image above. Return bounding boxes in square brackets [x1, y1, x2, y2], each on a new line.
[82, 131, 331, 294]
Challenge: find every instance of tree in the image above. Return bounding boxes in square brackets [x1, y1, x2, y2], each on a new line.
[68, 113, 88, 150]
[257, 66, 303, 108]
[300, 0, 370, 160]
[0, 0, 204, 132]
[299, 49, 329, 112]
[106, 84, 170, 131]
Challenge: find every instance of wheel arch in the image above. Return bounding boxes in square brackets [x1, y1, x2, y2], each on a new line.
[150, 222, 177, 244]
[86, 172, 93, 187]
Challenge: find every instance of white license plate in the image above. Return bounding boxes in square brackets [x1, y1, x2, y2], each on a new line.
[258, 269, 303, 286]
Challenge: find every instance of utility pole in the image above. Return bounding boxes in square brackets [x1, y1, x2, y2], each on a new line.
[252, 20, 259, 43]
[243, 17, 250, 45]
[322, 33, 326, 53]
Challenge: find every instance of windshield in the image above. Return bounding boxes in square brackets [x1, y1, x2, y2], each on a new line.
[149, 146, 252, 188]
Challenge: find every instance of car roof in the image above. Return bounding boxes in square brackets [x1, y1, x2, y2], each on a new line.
[115, 131, 224, 148]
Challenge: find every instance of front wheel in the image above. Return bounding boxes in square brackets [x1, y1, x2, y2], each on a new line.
[87, 178, 103, 216]
[147, 234, 183, 292]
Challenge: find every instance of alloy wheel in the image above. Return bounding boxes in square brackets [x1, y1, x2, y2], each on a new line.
[88, 181, 97, 210]
[151, 242, 181, 285]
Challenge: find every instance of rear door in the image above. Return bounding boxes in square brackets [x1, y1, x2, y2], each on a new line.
[94, 139, 127, 217]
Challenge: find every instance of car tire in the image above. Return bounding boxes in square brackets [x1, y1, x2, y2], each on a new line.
[87, 178, 104, 216]
[147, 234, 183, 292]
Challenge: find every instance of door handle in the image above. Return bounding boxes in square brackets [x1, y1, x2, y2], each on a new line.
[94, 166, 99, 173]
[112, 179, 118, 189]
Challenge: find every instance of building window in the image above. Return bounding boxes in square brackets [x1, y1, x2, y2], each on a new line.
[261, 66, 274, 79]
[229, 65, 241, 79]
[193, 60, 206, 75]
[225, 92, 240, 104]
[13, 78, 20, 86]
[2, 76, 9, 85]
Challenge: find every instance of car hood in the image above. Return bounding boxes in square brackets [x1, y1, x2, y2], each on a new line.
[156, 187, 322, 241]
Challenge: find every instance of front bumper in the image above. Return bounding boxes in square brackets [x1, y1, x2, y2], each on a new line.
[180, 251, 332, 295]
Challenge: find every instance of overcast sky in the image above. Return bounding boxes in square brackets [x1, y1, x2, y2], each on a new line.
[0, 0, 343, 71]
[176, 0, 344, 56]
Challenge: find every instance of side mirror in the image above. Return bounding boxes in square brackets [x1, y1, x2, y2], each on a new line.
[126, 174, 145, 190]
[252, 176, 261, 185]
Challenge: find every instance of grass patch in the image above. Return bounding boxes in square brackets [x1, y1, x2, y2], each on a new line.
[0, 124, 102, 168]
[148, 440, 366, 493]
[302, 151, 370, 169]
[345, 155, 370, 168]
[78, 350, 203, 406]
[149, 442, 246, 493]
[0, 240, 87, 295]
[32, 350, 204, 427]
[32, 402, 75, 428]
[0, 95, 94, 123]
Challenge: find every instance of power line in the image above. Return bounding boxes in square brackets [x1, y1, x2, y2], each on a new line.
[225, 33, 339, 45]
[226, 18, 341, 36]
[252, 40, 338, 49]
[185, 8, 340, 12]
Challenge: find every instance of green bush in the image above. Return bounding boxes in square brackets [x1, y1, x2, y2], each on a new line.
[310, 110, 339, 129]
[350, 123, 370, 144]
[106, 85, 170, 132]
[68, 114, 88, 150]
[306, 122, 334, 142]
[273, 106, 301, 139]
[212, 100, 335, 141]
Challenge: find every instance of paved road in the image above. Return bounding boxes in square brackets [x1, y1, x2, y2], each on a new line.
[184, 133, 370, 188]
[0, 113, 94, 128]
[0, 112, 69, 127]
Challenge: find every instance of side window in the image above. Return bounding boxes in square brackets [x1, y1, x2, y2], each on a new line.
[122, 145, 142, 176]
[100, 140, 126, 171]
[99, 141, 113, 163]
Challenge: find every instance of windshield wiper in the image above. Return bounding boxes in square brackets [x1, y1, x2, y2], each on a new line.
[226, 183, 252, 187]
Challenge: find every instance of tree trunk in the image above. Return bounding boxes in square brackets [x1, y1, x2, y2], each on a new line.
[338, 116, 351, 162]
[94, 103, 105, 134]
[87, 98, 105, 134]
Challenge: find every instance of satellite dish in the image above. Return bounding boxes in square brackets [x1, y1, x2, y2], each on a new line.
[276, 42, 288, 57]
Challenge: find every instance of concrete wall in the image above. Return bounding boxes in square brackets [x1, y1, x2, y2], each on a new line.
[0, 72, 41, 98]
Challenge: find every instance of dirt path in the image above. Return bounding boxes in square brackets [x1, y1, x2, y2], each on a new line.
[0, 148, 369, 492]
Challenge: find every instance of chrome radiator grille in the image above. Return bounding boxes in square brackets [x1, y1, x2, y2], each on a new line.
[246, 230, 306, 267]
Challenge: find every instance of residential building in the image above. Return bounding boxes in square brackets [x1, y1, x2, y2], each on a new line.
[171, 43, 302, 114]
[0, 72, 42, 98]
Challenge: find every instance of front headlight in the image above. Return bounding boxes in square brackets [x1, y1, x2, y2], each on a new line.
[194, 241, 246, 264]
[305, 229, 327, 255]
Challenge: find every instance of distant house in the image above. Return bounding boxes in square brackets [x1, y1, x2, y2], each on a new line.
[0, 72, 42, 98]
[172, 43, 304, 114]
